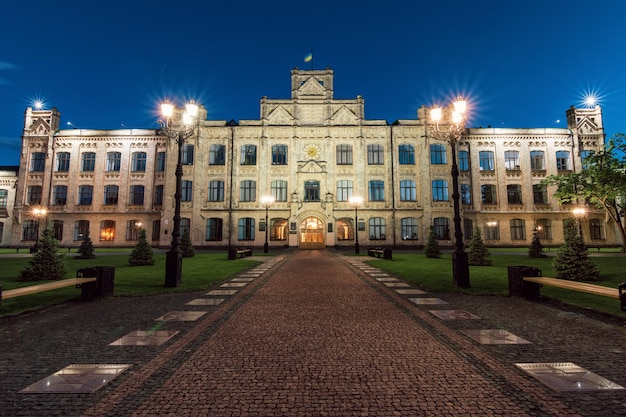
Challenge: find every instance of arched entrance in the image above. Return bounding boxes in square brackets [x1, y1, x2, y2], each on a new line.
[299, 216, 325, 249]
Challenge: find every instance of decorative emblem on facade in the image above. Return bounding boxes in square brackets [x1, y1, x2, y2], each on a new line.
[304, 144, 321, 160]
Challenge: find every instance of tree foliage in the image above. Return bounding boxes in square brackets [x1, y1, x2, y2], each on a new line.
[528, 228, 547, 258]
[128, 229, 155, 266]
[424, 227, 441, 258]
[19, 228, 68, 281]
[468, 227, 491, 265]
[543, 134, 626, 252]
[552, 218, 600, 281]
[76, 229, 96, 259]
[180, 229, 195, 258]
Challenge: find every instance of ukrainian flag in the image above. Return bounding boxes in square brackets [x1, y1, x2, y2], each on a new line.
[304, 52, 313, 63]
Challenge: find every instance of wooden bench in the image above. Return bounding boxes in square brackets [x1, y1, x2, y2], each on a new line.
[367, 247, 392, 260]
[236, 248, 252, 258]
[0, 277, 97, 301]
[522, 276, 626, 311]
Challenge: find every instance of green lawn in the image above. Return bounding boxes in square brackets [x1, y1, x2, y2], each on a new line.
[0, 252, 260, 317]
[365, 252, 626, 317]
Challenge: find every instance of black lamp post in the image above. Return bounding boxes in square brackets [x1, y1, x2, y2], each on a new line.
[429, 97, 470, 288]
[32, 207, 47, 249]
[349, 196, 363, 254]
[260, 195, 275, 253]
[159, 100, 199, 287]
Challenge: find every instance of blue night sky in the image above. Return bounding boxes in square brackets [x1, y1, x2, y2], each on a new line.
[1, 0, 624, 166]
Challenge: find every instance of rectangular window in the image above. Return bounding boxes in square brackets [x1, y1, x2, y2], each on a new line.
[481, 184, 497, 205]
[154, 185, 164, 206]
[536, 219, 552, 240]
[82, 152, 96, 172]
[56, 152, 71, 172]
[430, 144, 447, 164]
[182, 144, 194, 165]
[336, 180, 353, 202]
[399, 180, 416, 202]
[458, 150, 469, 171]
[53, 185, 67, 205]
[30, 152, 45, 172]
[104, 185, 119, 205]
[100, 220, 115, 241]
[479, 151, 495, 171]
[368, 180, 385, 202]
[206, 218, 223, 241]
[0, 189, 7, 208]
[589, 219, 604, 240]
[106, 152, 121, 172]
[463, 218, 473, 240]
[530, 150, 545, 170]
[271, 180, 288, 202]
[74, 220, 89, 241]
[368, 217, 386, 240]
[208, 180, 225, 202]
[129, 185, 145, 205]
[126, 220, 142, 241]
[27, 186, 42, 205]
[367, 144, 384, 165]
[461, 184, 471, 205]
[152, 220, 161, 241]
[533, 184, 548, 205]
[507, 184, 522, 204]
[241, 145, 257, 165]
[156, 152, 166, 172]
[401, 217, 418, 240]
[22, 220, 38, 241]
[132, 152, 147, 172]
[510, 219, 526, 240]
[181, 180, 192, 202]
[398, 144, 415, 165]
[78, 185, 93, 205]
[556, 150, 571, 170]
[238, 218, 255, 240]
[432, 180, 449, 201]
[504, 150, 520, 170]
[272, 144, 288, 165]
[240, 180, 256, 202]
[304, 181, 320, 202]
[433, 217, 450, 240]
[484, 220, 500, 240]
[336, 144, 353, 165]
[209, 144, 226, 165]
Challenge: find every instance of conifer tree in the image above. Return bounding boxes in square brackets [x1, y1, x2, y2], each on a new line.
[424, 226, 441, 258]
[180, 229, 195, 258]
[552, 217, 600, 281]
[76, 229, 96, 259]
[19, 228, 68, 281]
[468, 226, 491, 266]
[128, 229, 155, 266]
[528, 227, 547, 258]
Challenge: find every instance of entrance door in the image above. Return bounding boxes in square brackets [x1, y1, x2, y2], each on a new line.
[299, 217, 325, 249]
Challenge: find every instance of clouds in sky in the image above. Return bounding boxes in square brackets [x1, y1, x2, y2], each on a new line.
[0, 61, 18, 85]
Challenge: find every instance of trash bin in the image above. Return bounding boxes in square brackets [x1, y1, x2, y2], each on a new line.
[508, 266, 542, 299]
[228, 247, 237, 260]
[77, 266, 115, 300]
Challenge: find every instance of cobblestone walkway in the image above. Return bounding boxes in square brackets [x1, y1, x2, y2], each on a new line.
[2, 250, 625, 416]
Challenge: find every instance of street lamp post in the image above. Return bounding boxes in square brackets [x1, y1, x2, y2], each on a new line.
[32, 207, 47, 249]
[260, 195, 275, 253]
[573, 207, 587, 239]
[159, 100, 199, 287]
[348, 196, 363, 254]
[429, 97, 470, 288]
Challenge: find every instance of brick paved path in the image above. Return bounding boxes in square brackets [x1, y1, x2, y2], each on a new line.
[2, 250, 625, 416]
[81, 250, 581, 416]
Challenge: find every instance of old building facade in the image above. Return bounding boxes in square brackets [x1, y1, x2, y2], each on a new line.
[6, 68, 612, 249]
